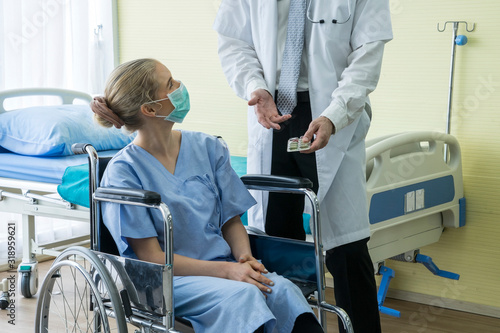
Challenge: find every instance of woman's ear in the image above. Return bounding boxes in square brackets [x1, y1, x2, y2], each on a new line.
[141, 103, 158, 117]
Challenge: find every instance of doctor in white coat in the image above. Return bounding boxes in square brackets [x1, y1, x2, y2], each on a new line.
[214, 0, 392, 332]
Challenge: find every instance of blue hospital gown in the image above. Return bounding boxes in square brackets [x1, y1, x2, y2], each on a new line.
[101, 130, 315, 333]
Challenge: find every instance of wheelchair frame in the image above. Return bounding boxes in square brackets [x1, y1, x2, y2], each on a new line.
[34, 144, 353, 332]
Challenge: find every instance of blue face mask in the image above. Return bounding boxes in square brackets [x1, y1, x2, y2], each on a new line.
[151, 81, 191, 123]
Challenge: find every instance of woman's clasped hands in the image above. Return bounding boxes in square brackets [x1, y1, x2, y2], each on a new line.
[225, 254, 275, 296]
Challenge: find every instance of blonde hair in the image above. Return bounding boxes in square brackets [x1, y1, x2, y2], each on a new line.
[94, 58, 160, 132]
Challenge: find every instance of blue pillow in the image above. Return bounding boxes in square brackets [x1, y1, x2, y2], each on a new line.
[0, 145, 12, 153]
[0, 104, 134, 156]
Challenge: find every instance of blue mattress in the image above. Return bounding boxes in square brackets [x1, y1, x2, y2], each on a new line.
[0, 150, 120, 184]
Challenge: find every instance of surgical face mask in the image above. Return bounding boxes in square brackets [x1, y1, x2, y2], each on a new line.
[150, 81, 191, 123]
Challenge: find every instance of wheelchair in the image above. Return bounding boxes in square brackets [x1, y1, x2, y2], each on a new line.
[34, 143, 353, 332]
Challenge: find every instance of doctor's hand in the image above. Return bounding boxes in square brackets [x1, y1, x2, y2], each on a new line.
[248, 89, 291, 130]
[301, 116, 336, 153]
[224, 256, 274, 295]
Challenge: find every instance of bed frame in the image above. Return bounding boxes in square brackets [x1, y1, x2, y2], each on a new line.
[0, 88, 93, 297]
[366, 131, 465, 263]
[365, 131, 465, 316]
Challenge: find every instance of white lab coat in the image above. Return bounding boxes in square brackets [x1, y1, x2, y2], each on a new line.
[214, 0, 393, 249]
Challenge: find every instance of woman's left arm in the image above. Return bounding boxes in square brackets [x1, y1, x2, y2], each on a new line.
[222, 216, 268, 274]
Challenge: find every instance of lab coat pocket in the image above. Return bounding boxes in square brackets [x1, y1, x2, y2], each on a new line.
[309, 1, 352, 30]
[307, 0, 352, 56]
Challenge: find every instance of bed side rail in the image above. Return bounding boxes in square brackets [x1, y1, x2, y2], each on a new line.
[366, 131, 465, 228]
[366, 131, 461, 182]
[366, 131, 463, 195]
[0, 88, 92, 113]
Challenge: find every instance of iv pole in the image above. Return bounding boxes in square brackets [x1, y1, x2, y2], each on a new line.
[437, 21, 475, 160]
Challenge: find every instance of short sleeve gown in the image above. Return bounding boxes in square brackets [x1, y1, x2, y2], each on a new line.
[101, 130, 316, 333]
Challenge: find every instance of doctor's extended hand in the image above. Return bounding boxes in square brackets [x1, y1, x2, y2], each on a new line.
[225, 254, 274, 295]
[249, 89, 291, 130]
[301, 116, 336, 153]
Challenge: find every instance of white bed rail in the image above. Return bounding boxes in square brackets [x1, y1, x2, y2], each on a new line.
[366, 131, 461, 187]
[0, 88, 92, 113]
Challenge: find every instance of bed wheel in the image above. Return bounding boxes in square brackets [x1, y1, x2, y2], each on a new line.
[0, 298, 8, 310]
[0, 281, 9, 309]
[20, 272, 32, 298]
[18, 262, 38, 298]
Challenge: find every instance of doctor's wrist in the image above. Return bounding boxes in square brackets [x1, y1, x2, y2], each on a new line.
[320, 116, 336, 135]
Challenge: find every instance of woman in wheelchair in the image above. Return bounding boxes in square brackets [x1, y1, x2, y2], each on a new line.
[90, 58, 324, 333]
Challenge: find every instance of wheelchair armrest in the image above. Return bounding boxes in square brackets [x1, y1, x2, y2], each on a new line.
[94, 187, 162, 205]
[240, 174, 313, 190]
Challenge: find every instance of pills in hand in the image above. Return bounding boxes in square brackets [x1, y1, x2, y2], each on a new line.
[287, 137, 311, 152]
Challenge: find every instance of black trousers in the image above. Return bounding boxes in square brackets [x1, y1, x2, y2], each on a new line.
[326, 238, 381, 333]
[265, 94, 318, 239]
[266, 93, 381, 333]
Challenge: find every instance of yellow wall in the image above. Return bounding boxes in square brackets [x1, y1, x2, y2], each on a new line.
[116, 0, 249, 156]
[370, 0, 500, 311]
[117, 0, 500, 310]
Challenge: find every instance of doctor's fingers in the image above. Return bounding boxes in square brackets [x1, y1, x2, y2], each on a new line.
[255, 104, 291, 129]
[304, 130, 332, 152]
[301, 131, 331, 153]
[303, 117, 334, 141]
[266, 114, 292, 129]
[256, 113, 283, 130]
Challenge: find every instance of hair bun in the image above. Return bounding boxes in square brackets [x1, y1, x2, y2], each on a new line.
[90, 96, 125, 129]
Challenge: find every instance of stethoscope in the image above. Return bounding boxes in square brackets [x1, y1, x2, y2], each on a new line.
[306, 0, 352, 24]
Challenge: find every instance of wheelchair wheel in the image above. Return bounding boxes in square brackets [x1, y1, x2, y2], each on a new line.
[35, 247, 128, 332]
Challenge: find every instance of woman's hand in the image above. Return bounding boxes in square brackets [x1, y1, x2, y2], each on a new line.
[238, 254, 269, 273]
[225, 256, 274, 295]
[221, 217, 274, 294]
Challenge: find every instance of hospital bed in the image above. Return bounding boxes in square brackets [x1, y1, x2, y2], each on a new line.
[0, 88, 133, 298]
[366, 131, 465, 263]
[1, 88, 465, 317]
[365, 131, 465, 316]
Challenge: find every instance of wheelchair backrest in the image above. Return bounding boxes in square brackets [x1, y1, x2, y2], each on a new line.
[89, 156, 120, 256]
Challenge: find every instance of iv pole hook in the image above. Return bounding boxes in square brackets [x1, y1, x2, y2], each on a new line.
[437, 21, 475, 33]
